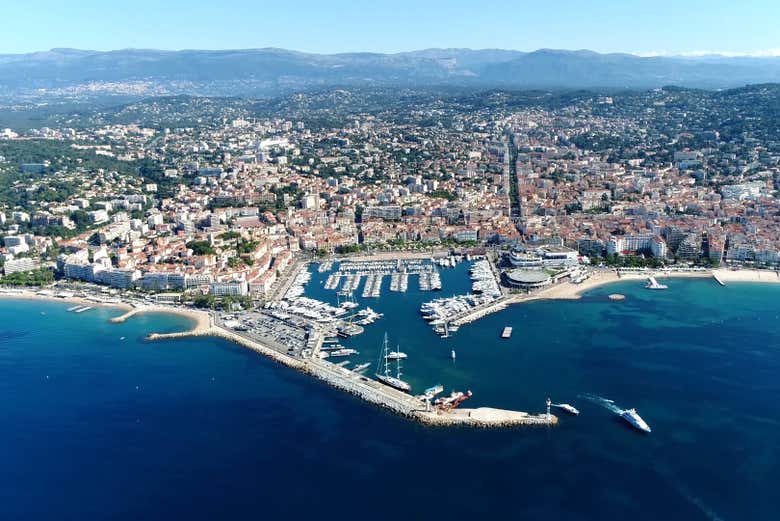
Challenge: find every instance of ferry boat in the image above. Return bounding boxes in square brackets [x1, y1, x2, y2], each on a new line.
[375, 333, 411, 392]
[621, 408, 652, 433]
[552, 403, 580, 415]
[645, 276, 668, 290]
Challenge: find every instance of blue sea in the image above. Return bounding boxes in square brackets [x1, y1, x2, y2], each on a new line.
[1, 268, 779, 520]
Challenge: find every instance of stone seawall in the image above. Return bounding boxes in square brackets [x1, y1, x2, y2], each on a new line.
[145, 325, 558, 428]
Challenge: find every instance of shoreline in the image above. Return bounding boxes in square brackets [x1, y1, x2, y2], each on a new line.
[3, 267, 779, 429]
[110, 305, 212, 332]
[531, 267, 780, 301]
[0, 288, 211, 334]
[0, 287, 555, 429]
[0, 289, 131, 311]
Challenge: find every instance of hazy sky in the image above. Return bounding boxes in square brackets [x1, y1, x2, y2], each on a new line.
[3, 0, 779, 56]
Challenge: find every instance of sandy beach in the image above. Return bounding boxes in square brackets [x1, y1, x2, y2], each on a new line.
[534, 267, 780, 301]
[0, 288, 131, 310]
[711, 268, 780, 284]
[110, 305, 213, 332]
[0, 288, 211, 334]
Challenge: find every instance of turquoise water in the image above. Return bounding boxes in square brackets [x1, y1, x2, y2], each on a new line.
[1, 271, 779, 520]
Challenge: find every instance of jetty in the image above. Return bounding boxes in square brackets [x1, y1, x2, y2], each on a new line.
[450, 297, 510, 327]
[142, 318, 556, 429]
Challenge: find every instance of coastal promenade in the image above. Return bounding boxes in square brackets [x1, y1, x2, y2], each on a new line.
[433, 266, 780, 332]
[334, 249, 450, 263]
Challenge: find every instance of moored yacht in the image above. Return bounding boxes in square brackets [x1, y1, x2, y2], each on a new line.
[375, 333, 411, 392]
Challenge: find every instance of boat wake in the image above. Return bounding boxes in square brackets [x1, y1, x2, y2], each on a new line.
[654, 463, 727, 521]
[580, 393, 623, 415]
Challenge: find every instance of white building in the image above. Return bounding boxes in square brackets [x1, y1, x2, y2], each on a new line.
[606, 235, 667, 258]
[3, 257, 40, 275]
[88, 209, 109, 224]
[108, 269, 140, 289]
[210, 280, 249, 297]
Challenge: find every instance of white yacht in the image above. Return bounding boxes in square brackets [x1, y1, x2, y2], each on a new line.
[552, 403, 580, 415]
[645, 276, 668, 290]
[386, 351, 408, 360]
[621, 408, 652, 433]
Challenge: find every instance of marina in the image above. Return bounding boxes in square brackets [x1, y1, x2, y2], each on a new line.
[360, 273, 384, 298]
[322, 259, 442, 298]
[137, 258, 561, 428]
[389, 272, 409, 292]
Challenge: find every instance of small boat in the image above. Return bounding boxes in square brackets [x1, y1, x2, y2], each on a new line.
[419, 384, 444, 400]
[451, 349, 456, 360]
[621, 408, 651, 433]
[552, 403, 580, 415]
[352, 362, 371, 374]
[329, 348, 359, 357]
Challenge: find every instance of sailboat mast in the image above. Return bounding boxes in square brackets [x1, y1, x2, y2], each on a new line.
[383, 333, 390, 377]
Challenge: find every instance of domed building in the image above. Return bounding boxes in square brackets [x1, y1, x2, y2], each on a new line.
[504, 268, 552, 289]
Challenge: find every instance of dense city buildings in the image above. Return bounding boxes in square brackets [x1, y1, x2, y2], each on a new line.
[2, 85, 780, 294]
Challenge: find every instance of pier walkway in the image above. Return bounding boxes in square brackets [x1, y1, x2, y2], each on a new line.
[449, 297, 511, 327]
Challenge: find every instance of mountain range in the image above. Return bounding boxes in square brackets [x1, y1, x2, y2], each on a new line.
[2, 47, 780, 98]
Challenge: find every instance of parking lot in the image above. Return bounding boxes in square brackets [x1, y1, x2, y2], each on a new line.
[218, 310, 317, 357]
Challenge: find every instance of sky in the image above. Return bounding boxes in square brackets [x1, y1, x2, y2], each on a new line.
[2, 0, 779, 56]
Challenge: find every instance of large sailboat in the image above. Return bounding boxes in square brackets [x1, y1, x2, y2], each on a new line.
[375, 333, 411, 392]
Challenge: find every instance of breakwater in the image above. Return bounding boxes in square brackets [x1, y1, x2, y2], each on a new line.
[145, 324, 556, 428]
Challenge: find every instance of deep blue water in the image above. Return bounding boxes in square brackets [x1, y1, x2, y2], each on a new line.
[1, 270, 779, 520]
